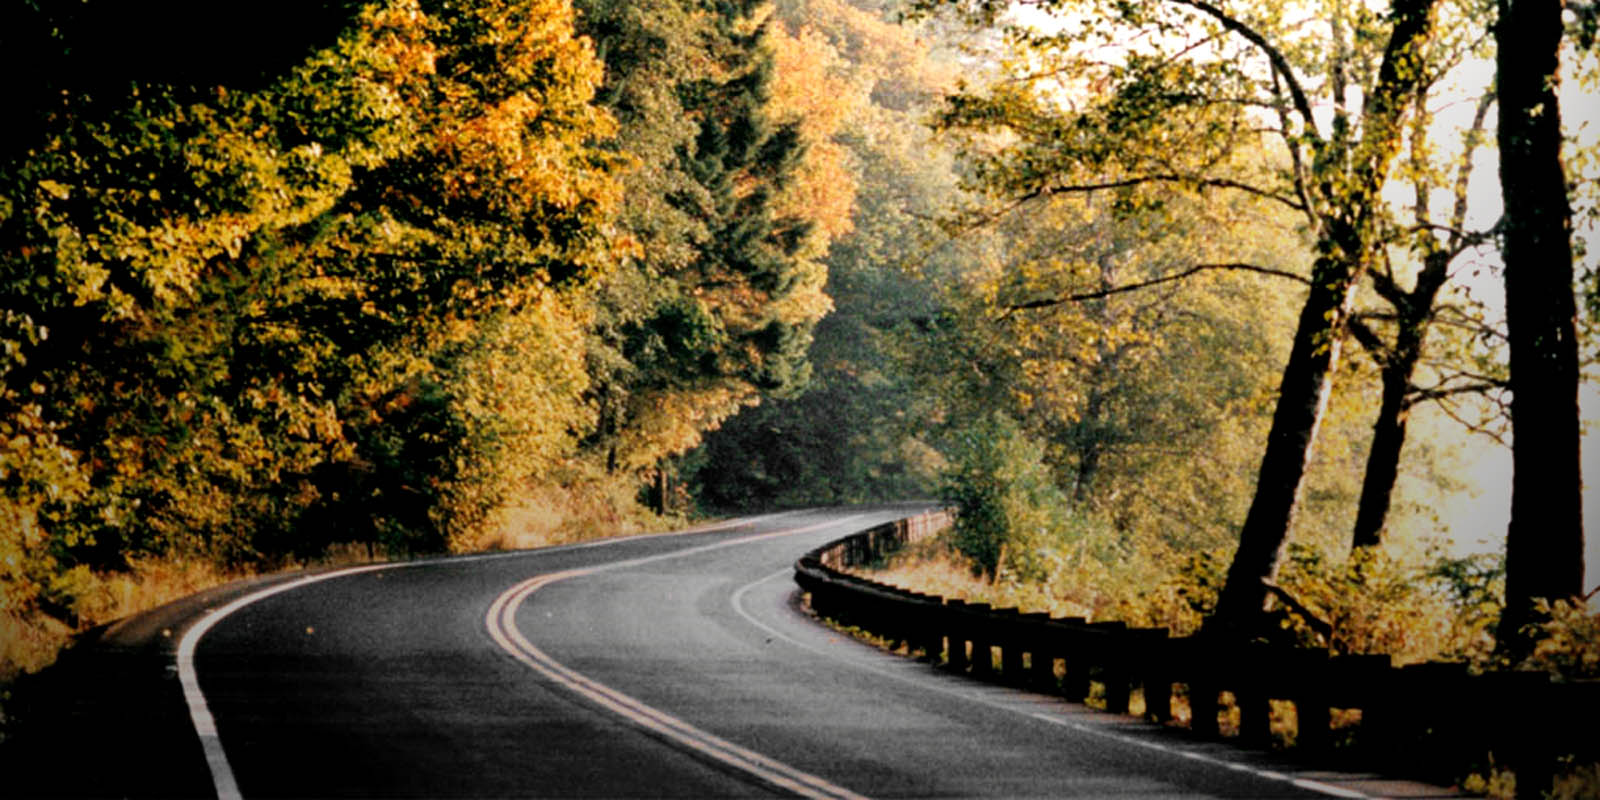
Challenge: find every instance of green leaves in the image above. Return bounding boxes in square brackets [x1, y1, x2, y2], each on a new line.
[0, 0, 628, 642]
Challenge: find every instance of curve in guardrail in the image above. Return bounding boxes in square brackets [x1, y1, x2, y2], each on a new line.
[793, 509, 1598, 794]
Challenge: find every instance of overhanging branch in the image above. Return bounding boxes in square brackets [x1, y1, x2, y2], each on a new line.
[1003, 262, 1309, 314]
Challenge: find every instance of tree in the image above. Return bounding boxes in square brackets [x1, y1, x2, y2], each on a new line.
[1, 0, 624, 635]
[574, 0, 831, 487]
[1346, 69, 1503, 549]
[921, 0, 1446, 636]
[1494, 0, 1584, 653]
[687, 0, 962, 509]
[907, 176, 1316, 551]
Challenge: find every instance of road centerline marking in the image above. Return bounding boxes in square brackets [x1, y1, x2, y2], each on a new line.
[177, 510, 811, 799]
[486, 517, 870, 800]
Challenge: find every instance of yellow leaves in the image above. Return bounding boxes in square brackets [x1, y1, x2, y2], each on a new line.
[36, 180, 70, 200]
[614, 383, 756, 473]
[768, 23, 860, 245]
[366, 0, 438, 79]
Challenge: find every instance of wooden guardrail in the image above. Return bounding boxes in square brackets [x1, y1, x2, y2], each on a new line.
[793, 510, 1599, 796]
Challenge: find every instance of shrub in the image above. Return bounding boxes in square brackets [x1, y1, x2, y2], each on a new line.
[940, 412, 1075, 580]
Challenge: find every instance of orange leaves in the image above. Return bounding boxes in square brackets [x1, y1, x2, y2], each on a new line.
[767, 24, 859, 244]
[366, 0, 438, 80]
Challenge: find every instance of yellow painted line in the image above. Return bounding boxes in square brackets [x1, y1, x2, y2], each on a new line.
[178, 511, 808, 799]
[486, 518, 871, 800]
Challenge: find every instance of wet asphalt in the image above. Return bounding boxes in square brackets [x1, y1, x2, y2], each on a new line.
[3, 504, 1458, 798]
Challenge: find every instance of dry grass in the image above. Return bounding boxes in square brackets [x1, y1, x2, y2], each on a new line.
[458, 479, 683, 552]
[1, 556, 253, 701]
[853, 537, 1152, 624]
[3, 479, 681, 718]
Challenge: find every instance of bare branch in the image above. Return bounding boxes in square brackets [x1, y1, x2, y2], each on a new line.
[1447, 89, 1497, 247]
[1433, 394, 1511, 447]
[1003, 262, 1309, 314]
[1405, 380, 1505, 407]
[1172, 0, 1320, 140]
[1021, 174, 1305, 213]
[1270, 67, 1320, 231]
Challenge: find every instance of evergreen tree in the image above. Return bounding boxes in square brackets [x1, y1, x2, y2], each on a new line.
[575, 0, 824, 481]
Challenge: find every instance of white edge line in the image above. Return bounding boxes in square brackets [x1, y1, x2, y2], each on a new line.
[730, 568, 1389, 800]
[176, 509, 808, 800]
[177, 563, 393, 800]
[486, 517, 872, 800]
[1024, 715, 1382, 799]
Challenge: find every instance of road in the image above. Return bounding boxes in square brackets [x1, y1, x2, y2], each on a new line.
[5, 504, 1458, 798]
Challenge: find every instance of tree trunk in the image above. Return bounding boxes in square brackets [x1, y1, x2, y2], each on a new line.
[1495, 0, 1584, 655]
[1211, 0, 1439, 635]
[1213, 244, 1359, 631]
[1352, 255, 1452, 550]
[1072, 382, 1109, 505]
[1352, 369, 1410, 549]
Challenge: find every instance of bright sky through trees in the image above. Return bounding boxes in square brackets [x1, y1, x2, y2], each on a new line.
[1002, 0, 1599, 597]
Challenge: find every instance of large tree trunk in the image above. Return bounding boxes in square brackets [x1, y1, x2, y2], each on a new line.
[1495, 0, 1584, 655]
[1211, 0, 1439, 635]
[1213, 243, 1359, 630]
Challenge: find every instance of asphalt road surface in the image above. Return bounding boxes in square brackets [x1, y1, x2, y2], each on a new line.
[4, 504, 1459, 798]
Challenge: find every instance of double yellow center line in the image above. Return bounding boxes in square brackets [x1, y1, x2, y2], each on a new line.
[484, 518, 868, 800]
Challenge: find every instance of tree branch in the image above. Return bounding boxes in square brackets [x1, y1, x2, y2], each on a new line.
[1262, 579, 1336, 643]
[1447, 89, 1497, 247]
[1020, 174, 1305, 213]
[1346, 316, 1393, 362]
[1171, 0, 1319, 139]
[1405, 380, 1504, 407]
[1003, 262, 1309, 314]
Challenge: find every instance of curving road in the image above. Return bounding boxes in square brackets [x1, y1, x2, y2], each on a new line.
[7, 505, 1458, 798]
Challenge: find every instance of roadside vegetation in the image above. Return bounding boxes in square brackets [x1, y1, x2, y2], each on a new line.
[0, 0, 840, 708]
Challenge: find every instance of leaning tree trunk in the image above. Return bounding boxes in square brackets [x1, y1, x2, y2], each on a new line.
[1351, 255, 1452, 550]
[1495, 0, 1584, 657]
[1211, 0, 1439, 636]
[1351, 365, 1412, 549]
[1213, 239, 1361, 631]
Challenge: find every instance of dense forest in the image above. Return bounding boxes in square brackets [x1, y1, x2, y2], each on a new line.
[1, 0, 1596, 752]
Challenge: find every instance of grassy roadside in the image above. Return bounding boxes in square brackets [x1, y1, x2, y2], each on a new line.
[0, 480, 693, 744]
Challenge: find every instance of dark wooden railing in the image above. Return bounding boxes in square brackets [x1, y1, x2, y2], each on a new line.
[793, 510, 1599, 795]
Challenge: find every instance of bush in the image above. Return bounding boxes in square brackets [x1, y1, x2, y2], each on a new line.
[1519, 598, 1600, 680]
[940, 412, 1075, 581]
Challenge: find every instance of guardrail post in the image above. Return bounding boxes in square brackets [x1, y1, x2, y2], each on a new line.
[914, 593, 943, 664]
[968, 603, 995, 680]
[1235, 643, 1276, 748]
[995, 608, 1026, 684]
[1059, 619, 1091, 703]
[946, 600, 969, 673]
[1087, 621, 1129, 713]
[1381, 661, 1469, 781]
[1128, 628, 1171, 723]
[1022, 613, 1057, 692]
[1480, 670, 1555, 799]
[1326, 652, 1390, 757]
[1289, 648, 1331, 753]
[1184, 637, 1221, 738]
